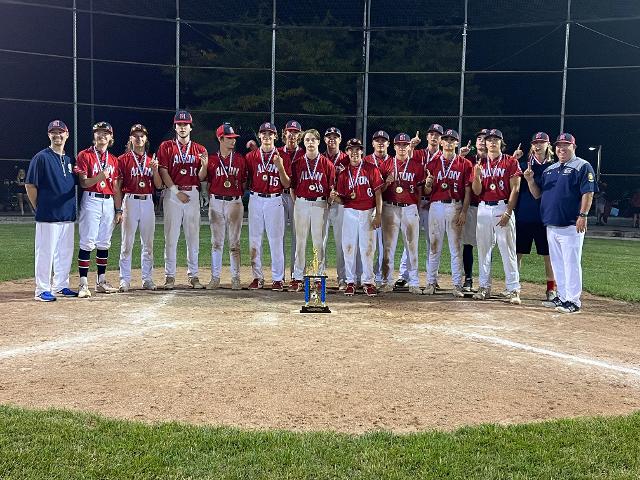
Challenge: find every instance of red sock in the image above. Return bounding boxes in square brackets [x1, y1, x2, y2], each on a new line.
[547, 280, 556, 292]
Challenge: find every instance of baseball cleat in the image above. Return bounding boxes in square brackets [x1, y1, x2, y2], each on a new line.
[96, 281, 118, 294]
[344, 283, 356, 296]
[248, 278, 264, 290]
[546, 289, 558, 301]
[363, 284, 377, 297]
[271, 281, 284, 292]
[452, 285, 465, 298]
[231, 277, 241, 290]
[119, 281, 130, 293]
[542, 296, 563, 308]
[189, 276, 205, 289]
[163, 276, 175, 290]
[472, 287, 491, 300]
[424, 283, 436, 295]
[462, 278, 473, 292]
[56, 287, 78, 297]
[288, 279, 301, 292]
[35, 291, 56, 302]
[507, 290, 522, 305]
[498, 289, 511, 298]
[408, 286, 423, 295]
[78, 283, 91, 298]
[379, 283, 394, 293]
[394, 279, 408, 288]
[555, 301, 580, 314]
[206, 277, 220, 290]
[338, 280, 348, 291]
[142, 280, 157, 291]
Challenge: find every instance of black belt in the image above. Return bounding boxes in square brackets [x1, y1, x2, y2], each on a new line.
[88, 192, 112, 199]
[301, 196, 326, 202]
[212, 195, 240, 201]
[283, 189, 290, 194]
[177, 185, 197, 191]
[130, 194, 150, 200]
[421, 196, 430, 201]
[470, 202, 479, 207]
[250, 192, 281, 198]
[437, 199, 461, 204]
[386, 201, 410, 207]
[482, 200, 506, 206]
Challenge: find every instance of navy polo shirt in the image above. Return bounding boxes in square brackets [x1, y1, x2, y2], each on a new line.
[26, 147, 77, 222]
[539, 156, 597, 227]
[515, 157, 549, 223]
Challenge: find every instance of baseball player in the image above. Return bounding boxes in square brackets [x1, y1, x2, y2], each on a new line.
[75, 121, 121, 298]
[279, 120, 304, 282]
[396, 123, 443, 288]
[471, 129, 522, 304]
[25, 120, 78, 301]
[199, 123, 247, 291]
[322, 127, 350, 289]
[330, 138, 383, 297]
[378, 133, 425, 295]
[515, 132, 557, 301]
[289, 129, 336, 291]
[525, 133, 597, 314]
[245, 122, 291, 291]
[156, 110, 208, 290]
[423, 129, 472, 297]
[364, 130, 389, 287]
[115, 124, 163, 292]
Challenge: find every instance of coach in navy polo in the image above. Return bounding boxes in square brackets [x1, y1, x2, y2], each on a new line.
[525, 133, 597, 314]
[25, 120, 78, 301]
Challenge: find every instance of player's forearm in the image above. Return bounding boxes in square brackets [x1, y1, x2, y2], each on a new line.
[113, 180, 123, 210]
[25, 184, 37, 209]
[278, 170, 291, 188]
[152, 171, 163, 189]
[527, 178, 542, 199]
[375, 189, 383, 216]
[506, 177, 521, 213]
[159, 169, 174, 188]
[471, 178, 482, 196]
[197, 164, 207, 182]
[461, 186, 470, 213]
[79, 176, 102, 188]
[580, 192, 594, 214]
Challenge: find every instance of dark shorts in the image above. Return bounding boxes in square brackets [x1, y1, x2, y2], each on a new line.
[516, 221, 549, 256]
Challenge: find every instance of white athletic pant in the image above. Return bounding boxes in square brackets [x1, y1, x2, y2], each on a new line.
[79, 192, 115, 251]
[249, 194, 285, 282]
[209, 195, 244, 280]
[427, 201, 464, 286]
[476, 201, 520, 291]
[373, 226, 383, 283]
[293, 197, 328, 280]
[547, 225, 584, 307]
[34, 221, 74, 296]
[342, 207, 376, 285]
[382, 203, 420, 287]
[399, 198, 430, 281]
[324, 202, 346, 282]
[119, 194, 155, 284]
[282, 192, 296, 279]
[462, 205, 478, 246]
[163, 187, 200, 278]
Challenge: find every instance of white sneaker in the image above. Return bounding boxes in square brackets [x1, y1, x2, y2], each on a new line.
[424, 283, 436, 295]
[163, 276, 175, 290]
[119, 281, 130, 293]
[142, 279, 157, 291]
[206, 277, 220, 290]
[546, 289, 558, 301]
[189, 276, 205, 289]
[408, 286, 423, 295]
[78, 283, 91, 299]
[498, 289, 511, 298]
[338, 280, 347, 291]
[379, 283, 394, 293]
[506, 290, 522, 305]
[473, 287, 491, 300]
[231, 277, 241, 290]
[452, 285, 465, 298]
[96, 280, 118, 294]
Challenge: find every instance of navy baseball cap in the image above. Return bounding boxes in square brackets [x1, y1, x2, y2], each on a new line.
[394, 133, 412, 144]
[345, 138, 363, 150]
[174, 110, 192, 124]
[285, 120, 302, 132]
[442, 128, 460, 141]
[129, 124, 148, 135]
[476, 128, 489, 137]
[216, 123, 239, 138]
[47, 120, 68, 132]
[324, 127, 342, 137]
[426, 124, 444, 135]
[259, 122, 277, 133]
[485, 129, 504, 140]
[372, 130, 390, 141]
[92, 121, 113, 134]
[531, 132, 550, 143]
[555, 133, 576, 145]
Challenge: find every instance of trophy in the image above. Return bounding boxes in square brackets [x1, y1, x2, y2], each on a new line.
[300, 248, 331, 313]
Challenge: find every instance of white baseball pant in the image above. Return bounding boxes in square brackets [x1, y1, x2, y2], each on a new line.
[342, 207, 376, 285]
[249, 193, 285, 282]
[324, 202, 346, 282]
[373, 226, 383, 284]
[79, 192, 115, 251]
[462, 205, 478, 246]
[34, 221, 74, 296]
[119, 194, 155, 284]
[398, 198, 430, 282]
[547, 225, 584, 307]
[282, 192, 296, 279]
[293, 197, 328, 280]
[476, 201, 520, 291]
[163, 187, 200, 278]
[427, 201, 464, 286]
[382, 203, 420, 287]
[209, 195, 244, 280]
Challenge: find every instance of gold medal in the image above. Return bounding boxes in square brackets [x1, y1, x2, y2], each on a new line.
[223, 180, 231, 188]
[180, 168, 187, 175]
[441, 182, 448, 190]
[489, 183, 497, 191]
[395, 186, 403, 194]
[262, 174, 268, 181]
[309, 184, 316, 192]
[350, 191, 356, 199]
[139, 181, 146, 188]
[99, 181, 106, 188]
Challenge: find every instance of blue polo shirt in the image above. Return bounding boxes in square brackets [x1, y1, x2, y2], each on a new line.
[539, 156, 597, 227]
[515, 157, 549, 223]
[26, 147, 77, 222]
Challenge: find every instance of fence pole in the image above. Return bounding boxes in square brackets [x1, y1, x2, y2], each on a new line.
[73, 0, 78, 156]
[362, 0, 371, 143]
[271, 0, 276, 124]
[89, 0, 94, 125]
[560, 0, 571, 132]
[457, 0, 468, 137]
[175, 0, 180, 111]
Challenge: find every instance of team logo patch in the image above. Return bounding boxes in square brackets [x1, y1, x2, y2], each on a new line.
[588, 172, 594, 182]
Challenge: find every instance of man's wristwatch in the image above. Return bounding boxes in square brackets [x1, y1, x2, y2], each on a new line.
[578, 212, 588, 218]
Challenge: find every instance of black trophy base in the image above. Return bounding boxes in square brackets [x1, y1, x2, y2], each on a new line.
[300, 305, 332, 313]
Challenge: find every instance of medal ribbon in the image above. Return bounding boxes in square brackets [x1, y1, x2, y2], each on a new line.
[304, 154, 319, 185]
[260, 148, 275, 175]
[132, 151, 148, 179]
[219, 152, 234, 179]
[175, 139, 192, 164]
[440, 154, 456, 183]
[93, 146, 109, 172]
[348, 161, 363, 192]
[394, 156, 410, 186]
[484, 154, 504, 182]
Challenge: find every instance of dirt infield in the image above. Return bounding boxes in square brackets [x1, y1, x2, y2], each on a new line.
[1, 268, 639, 434]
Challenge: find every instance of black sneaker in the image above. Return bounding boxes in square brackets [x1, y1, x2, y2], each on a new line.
[462, 278, 473, 292]
[542, 296, 563, 308]
[394, 279, 408, 288]
[555, 301, 580, 314]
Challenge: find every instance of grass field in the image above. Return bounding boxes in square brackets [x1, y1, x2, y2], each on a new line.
[1, 223, 638, 301]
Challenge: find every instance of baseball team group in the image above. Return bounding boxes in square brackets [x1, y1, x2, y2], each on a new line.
[26, 110, 597, 314]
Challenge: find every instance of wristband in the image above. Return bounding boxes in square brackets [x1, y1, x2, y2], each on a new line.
[115, 208, 123, 214]
[170, 185, 178, 194]
[503, 211, 511, 218]
[578, 212, 588, 218]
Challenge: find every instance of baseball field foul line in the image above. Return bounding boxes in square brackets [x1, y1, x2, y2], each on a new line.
[417, 325, 640, 379]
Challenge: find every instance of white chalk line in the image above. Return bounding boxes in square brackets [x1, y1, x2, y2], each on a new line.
[415, 324, 640, 379]
[0, 292, 179, 360]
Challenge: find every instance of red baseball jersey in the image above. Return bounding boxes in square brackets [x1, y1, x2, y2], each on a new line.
[290, 154, 336, 199]
[156, 139, 207, 188]
[425, 154, 472, 202]
[245, 148, 292, 194]
[337, 160, 383, 210]
[325, 150, 350, 184]
[411, 147, 441, 167]
[477, 154, 522, 202]
[379, 157, 426, 205]
[206, 151, 247, 196]
[278, 145, 305, 164]
[76, 146, 118, 195]
[464, 154, 483, 204]
[364, 153, 388, 169]
[117, 151, 155, 194]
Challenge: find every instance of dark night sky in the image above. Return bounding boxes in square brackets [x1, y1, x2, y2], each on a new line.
[1, 0, 640, 197]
